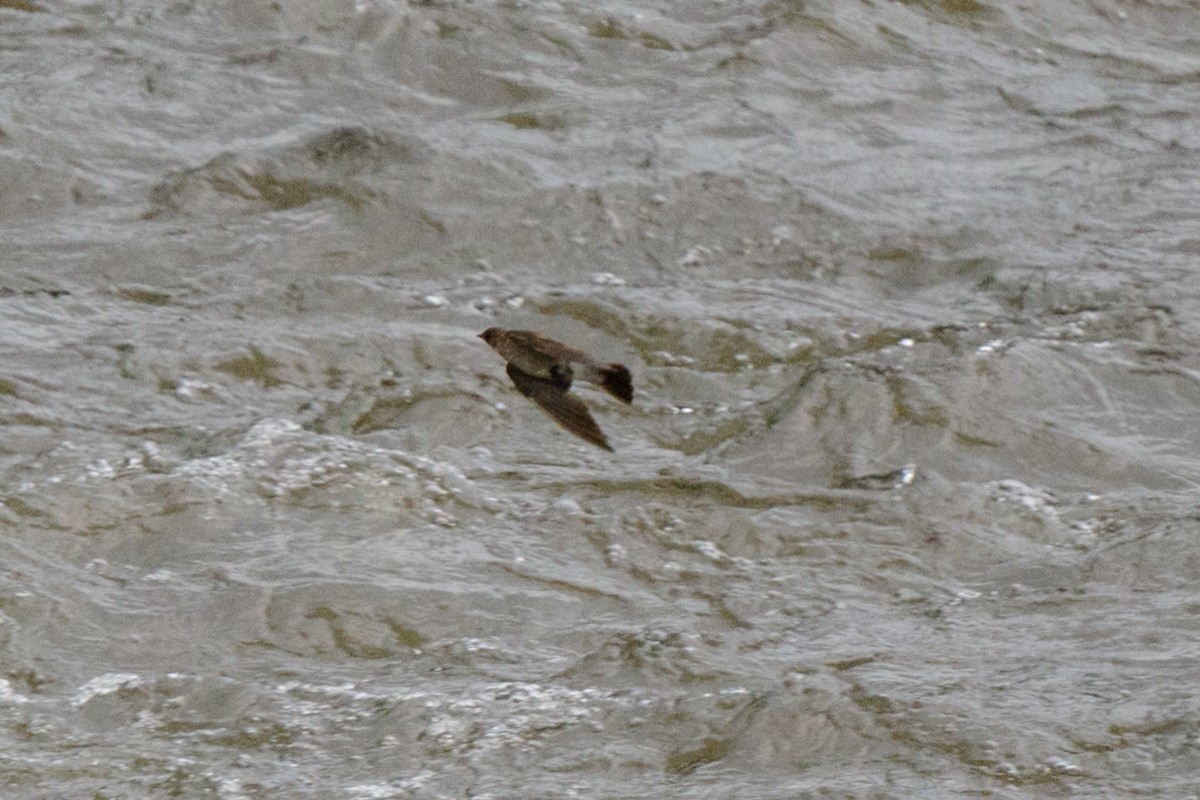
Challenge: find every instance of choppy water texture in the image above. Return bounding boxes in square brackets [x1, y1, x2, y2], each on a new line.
[3, 0, 1200, 797]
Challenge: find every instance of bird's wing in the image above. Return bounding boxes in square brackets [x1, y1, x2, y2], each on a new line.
[509, 330, 599, 366]
[506, 364, 613, 451]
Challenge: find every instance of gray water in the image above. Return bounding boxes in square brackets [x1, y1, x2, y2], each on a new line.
[3, 0, 1200, 797]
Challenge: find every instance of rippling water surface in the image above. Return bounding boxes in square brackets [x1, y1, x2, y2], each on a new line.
[3, 1, 1200, 797]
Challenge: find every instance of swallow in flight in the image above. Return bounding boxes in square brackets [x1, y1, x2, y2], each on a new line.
[479, 327, 633, 451]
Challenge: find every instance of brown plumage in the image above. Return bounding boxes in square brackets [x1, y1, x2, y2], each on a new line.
[479, 327, 634, 451]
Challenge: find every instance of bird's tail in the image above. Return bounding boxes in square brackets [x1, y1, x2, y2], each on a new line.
[599, 364, 633, 404]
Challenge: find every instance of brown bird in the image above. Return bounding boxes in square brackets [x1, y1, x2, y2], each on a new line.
[479, 327, 633, 451]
